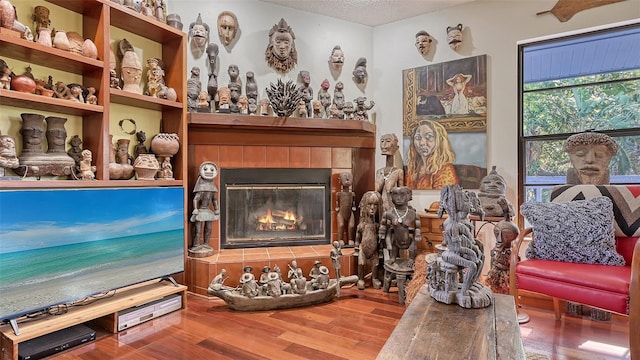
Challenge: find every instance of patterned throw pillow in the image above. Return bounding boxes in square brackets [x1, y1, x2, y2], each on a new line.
[520, 196, 625, 265]
[550, 185, 640, 237]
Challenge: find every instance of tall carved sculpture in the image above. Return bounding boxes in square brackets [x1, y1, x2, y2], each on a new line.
[375, 133, 404, 213]
[355, 191, 383, 290]
[189, 161, 219, 258]
[428, 184, 492, 308]
[335, 172, 356, 246]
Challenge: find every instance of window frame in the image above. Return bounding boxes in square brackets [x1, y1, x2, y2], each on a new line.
[517, 20, 640, 228]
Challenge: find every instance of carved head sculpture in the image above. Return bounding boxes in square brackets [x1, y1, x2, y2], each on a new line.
[227, 64, 239, 82]
[352, 57, 368, 84]
[299, 70, 310, 85]
[0, 131, 18, 168]
[359, 190, 383, 220]
[217, 11, 238, 46]
[329, 45, 344, 72]
[479, 166, 507, 196]
[338, 171, 353, 188]
[563, 131, 618, 185]
[206, 43, 219, 64]
[265, 18, 297, 73]
[415, 30, 433, 56]
[380, 133, 399, 156]
[217, 86, 231, 105]
[320, 79, 330, 91]
[493, 220, 519, 251]
[189, 13, 209, 51]
[446, 24, 463, 51]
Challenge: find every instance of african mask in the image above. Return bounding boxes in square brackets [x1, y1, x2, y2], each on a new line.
[415, 30, 433, 56]
[446, 24, 463, 51]
[265, 18, 297, 74]
[217, 11, 238, 46]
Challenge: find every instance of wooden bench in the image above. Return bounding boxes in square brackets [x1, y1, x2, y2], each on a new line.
[377, 285, 524, 359]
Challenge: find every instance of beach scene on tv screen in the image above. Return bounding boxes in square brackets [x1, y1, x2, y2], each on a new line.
[0, 187, 185, 321]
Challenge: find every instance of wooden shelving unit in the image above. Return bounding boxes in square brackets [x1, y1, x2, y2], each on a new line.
[0, 1, 188, 357]
[0, 281, 187, 360]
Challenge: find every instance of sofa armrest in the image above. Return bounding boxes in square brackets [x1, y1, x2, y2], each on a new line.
[630, 238, 640, 359]
[509, 227, 532, 298]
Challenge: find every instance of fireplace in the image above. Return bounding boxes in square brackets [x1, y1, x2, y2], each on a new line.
[220, 168, 332, 249]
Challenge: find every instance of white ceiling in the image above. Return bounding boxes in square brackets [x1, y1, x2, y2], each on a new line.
[259, 0, 477, 27]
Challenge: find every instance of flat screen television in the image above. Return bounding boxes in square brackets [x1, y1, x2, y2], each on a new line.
[0, 187, 185, 331]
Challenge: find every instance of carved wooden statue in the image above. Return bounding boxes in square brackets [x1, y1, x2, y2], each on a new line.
[355, 191, 383, 290]
[335, 172, 356, 246]
[428, 184, 493, 308]
[477, 166, 515, 218]
[485, 218, 519, 294]
[189, 161, 219, 258]
[375, 133, 404, 213]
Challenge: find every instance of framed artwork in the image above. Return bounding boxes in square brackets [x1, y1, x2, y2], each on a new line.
[402, 54, 488, 190]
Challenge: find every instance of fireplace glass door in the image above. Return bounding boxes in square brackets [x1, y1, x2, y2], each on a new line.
[221, 169, 331, 248]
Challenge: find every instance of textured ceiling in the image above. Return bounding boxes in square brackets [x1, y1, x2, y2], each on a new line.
[259, 0, 477, 26]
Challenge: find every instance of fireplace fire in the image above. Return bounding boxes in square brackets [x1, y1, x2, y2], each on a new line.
[220, 169, 332, 249]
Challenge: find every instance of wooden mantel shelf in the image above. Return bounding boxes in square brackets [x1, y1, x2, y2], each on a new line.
[188, 113, 376, 135]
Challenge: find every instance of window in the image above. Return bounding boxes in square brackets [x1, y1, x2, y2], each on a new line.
[517, 21, 640, 225]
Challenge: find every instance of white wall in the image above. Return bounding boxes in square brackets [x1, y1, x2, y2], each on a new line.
[373, 0, 640, 213]
[168, 0, 640, 213]
[167, 0, 373, 111]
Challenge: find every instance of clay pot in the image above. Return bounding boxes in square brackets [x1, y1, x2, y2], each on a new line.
[166, 14, 183, 31]
[82, 39, 98, 59]
[0, 0, 16, 29]
[66, 31, 84, 54]
[150, 133, 179, 157]
[45, 116, 68, 153]
[133, 153, 159, 180]
[10, 75, 36, 93]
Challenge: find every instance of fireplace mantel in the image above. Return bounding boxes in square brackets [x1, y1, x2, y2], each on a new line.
[188, 114, 376, 148]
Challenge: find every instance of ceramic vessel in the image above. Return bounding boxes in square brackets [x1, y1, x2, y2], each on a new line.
[0, 0, 16, 29]
[150, 133, 179, 157]
[82, 39, 98, 59]
[133, 153, 159, 180]
[10, 75, 36, 93]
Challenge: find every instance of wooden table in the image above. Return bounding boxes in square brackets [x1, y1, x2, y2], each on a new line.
[377, 286, 525, 360]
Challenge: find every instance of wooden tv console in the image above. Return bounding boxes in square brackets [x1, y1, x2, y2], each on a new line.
[0, 280, 187, 360]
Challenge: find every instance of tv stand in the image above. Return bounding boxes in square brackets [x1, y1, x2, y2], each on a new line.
[0, 280, 187, 360]
[160, 276, 179, 287]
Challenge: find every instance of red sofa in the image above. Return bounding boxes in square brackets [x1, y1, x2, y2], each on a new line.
[510, 185, 639, 359]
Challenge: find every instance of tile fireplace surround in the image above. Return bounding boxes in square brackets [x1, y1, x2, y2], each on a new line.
[185, 114, 376, 296]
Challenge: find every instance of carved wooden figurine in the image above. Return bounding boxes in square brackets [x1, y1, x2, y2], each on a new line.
[355, 191, 383, 290]
[335, 172, 356, 246]
[189, 161, 219, 258]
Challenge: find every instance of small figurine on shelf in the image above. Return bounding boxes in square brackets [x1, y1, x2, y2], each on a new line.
[189, 161, 220, 258]
[245, 71, 258, 104]
[0, 59, 13, 90]
[86, 87, 97, 105]
[353, 96, 375, 122]
[119, 38, 143, 94]
[32, 5, 50, 40]
[52, 81, 70, 99]
[332, 81, 345, 119]
[67, 134, 83, 168]
[206, 44, 219, 108]
[343, 101, 355, 120]
[109, 69, 121, 90]
[299, 70, 313, 117]
[134, 130, 148, 159]
[296, 99, 307, 118]
[317, 79, 331, 116]
[217, 87, 231, 113]
[187, 66, 202, 112]
[311, 100, 323, 119]
[197, 90, 210, 111]
[66, 83, 85, 103]
[228, 82, 241, 113]
[0, 131, 20, 178]
[78, 149, 96, 181]
[238, 95, 249, 115]
[259, 98, 270, 116]
[145, 57, 165, 98]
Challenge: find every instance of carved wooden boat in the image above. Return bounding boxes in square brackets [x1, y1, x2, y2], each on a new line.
[208, 275, 358, 311]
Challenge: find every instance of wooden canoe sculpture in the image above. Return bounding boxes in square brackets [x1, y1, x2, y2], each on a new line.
[537, 0, 626, 22]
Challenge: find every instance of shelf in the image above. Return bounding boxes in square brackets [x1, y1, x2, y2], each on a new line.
[0, 280, 187, 360]
[0, 34, 103, 74]
[0, 179, 183, 189]
[0, 89, 104, 116]
[108, 2, 185, 43]
[110, 88, 183, 111]
[188, 113, 377, 135]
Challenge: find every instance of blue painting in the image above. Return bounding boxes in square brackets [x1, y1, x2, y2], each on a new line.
[0, 187, 185, 321]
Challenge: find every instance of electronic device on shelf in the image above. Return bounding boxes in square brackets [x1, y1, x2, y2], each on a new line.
[17, 324, 96, 360]
[117, 293, 182, 331]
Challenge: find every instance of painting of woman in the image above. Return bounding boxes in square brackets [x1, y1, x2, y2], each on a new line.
[405, 120, 459, 189]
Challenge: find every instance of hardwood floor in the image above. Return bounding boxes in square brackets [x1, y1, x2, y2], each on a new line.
[48, 287, 630, 360]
